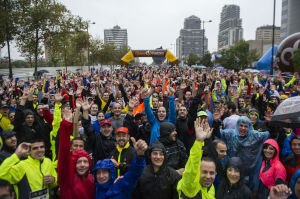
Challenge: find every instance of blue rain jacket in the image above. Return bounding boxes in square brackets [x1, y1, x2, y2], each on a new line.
[93, 156, 145, 199]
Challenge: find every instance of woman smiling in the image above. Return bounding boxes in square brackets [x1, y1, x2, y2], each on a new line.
[257, 139, 287, 199]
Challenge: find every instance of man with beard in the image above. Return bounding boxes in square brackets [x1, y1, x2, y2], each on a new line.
[110, 127, 136, 177]
[158, 122, 188, 176]
[0, 131, 17, 164]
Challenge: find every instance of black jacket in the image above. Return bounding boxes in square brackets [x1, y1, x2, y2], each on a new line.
[206, 138, 252, 199]
[82, 118, 116, 163]
[110, 145, 136, 176]
[160, 139, 188, 170]
[159, 122, 188, 170]
[133, 141, 179, 199]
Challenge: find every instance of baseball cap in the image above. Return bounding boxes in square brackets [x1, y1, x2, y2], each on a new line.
[100, 119, 112, 126]
[197, 111, 208, 117]
[116, 127, 129, 134]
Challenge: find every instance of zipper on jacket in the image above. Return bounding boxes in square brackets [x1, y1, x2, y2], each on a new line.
[40, 159, 45, 189]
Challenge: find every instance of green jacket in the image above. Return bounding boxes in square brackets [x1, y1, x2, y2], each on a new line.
[0, 153, 57, 199]
[50, 103, 62, 164]
[177, 141, 215, 199]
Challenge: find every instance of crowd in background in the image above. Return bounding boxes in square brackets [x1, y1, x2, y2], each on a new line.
[0, 66, 299, 199]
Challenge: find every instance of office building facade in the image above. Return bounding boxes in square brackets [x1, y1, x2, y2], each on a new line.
[280, 0, 300, 41]
[176, 15, 207, 60]
[218, 4, 243, 49]
[104, 25, 128, 49]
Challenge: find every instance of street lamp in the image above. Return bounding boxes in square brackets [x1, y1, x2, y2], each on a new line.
[87, 21, 96, 71]
[270, 0, 276, 75]
[202, 20, 212, 58]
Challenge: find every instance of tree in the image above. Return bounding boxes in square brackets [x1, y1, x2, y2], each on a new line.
[0, 0, 18, 78]
[187, 53, 199, 66]
[293, 49, 300, 73]
[199, 53, 213, 67]
[15, 0, 68, 76]
[99, 43, 116, 65]
[247, 49, 259, 67]
[215, 40, 252, 70]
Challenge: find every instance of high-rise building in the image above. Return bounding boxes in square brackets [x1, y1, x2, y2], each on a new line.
[176, 15, 207, 60]
[256, 25, 280, 43]
[104, 25, 128, 49]
[218, 4, 243, 49]
[280, 0, 300, 41]
[248, 25, 281, 58]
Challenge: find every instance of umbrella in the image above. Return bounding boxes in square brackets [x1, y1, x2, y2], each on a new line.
[271, 96, 300, 128]
[37, 70, 49, 75]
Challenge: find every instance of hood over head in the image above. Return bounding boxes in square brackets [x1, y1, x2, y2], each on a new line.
[262, 139, 279, 162]
[147, 141, 166, 167]
[226, 157, 244, 175]
[71, 149, 93, 175]
[235, 116, 253, 138]
[159, 122, 176, 138]
[92, 159, 116, 195]
[290, 169, 300, 199]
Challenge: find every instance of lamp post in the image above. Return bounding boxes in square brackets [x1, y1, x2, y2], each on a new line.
[270, 0, 276, 75]
[202, 20, 212, 58]
[87, 21, 95, 71]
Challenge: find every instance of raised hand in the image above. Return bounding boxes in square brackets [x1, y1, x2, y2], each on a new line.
[130, 137, 148, 156]
[81, 97, 91, 111]
[168, 86, 175, 96]
[54, 91, 64, 103]
[75, 98, 83, 109]
[194, 117, 213, 142]
[269, 184, 291, 199]
[15, 142, 31, 158]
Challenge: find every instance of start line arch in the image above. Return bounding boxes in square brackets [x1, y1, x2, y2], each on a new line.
[121, 49, 178, 66]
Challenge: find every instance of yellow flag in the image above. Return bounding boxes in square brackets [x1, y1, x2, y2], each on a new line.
[165, 50, 178, 62]
[121, 50, 134, 63]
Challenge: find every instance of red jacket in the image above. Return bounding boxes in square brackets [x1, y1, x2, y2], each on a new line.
[58, 119, 94, 199]
[259, 139, 287, 189]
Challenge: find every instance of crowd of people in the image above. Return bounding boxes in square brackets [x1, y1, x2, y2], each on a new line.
[0, 66, 299, 199]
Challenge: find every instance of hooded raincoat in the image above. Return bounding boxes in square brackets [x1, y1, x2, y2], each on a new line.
[216, 157, 252, 199]
[258, 139, 286, 199]
[58, 119, 94, 199]
[93, 155, 145, 199]
[288, 169, 300, 199]
[218, 116, 270, 188]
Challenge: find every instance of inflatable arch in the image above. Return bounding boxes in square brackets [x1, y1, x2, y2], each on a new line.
[121, 49, 178, 66]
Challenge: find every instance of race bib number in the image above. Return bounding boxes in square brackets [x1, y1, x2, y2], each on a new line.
[30, 188, 48, 199]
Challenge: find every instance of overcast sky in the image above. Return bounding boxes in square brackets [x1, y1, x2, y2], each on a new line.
[3, 0, 283, 63]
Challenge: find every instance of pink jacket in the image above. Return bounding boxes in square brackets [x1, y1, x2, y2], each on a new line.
[259, 139, 287, 189]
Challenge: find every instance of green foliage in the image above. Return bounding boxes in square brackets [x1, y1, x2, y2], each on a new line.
[187, 53, 199, 66]
[14, 0, 68, 75]
[293, 49, 300, 73]
[199, 53, 213, 67]
[215, 40, 255, 70]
